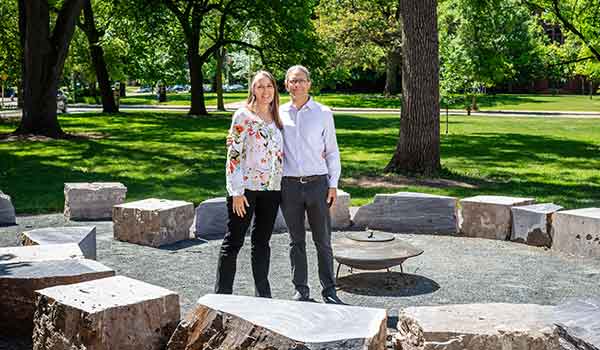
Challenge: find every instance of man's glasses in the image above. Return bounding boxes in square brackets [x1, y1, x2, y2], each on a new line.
[288, 79, 308, 85]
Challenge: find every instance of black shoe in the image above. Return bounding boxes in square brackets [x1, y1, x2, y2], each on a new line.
[292, 291, 317, 302]
[323, 294, 347, 305]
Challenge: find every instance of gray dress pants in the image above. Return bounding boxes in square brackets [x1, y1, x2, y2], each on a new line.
[281, 175, 336, 297]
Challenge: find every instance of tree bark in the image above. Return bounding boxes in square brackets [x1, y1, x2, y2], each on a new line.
[383, 47, 402, 96]
[385, 0, 440, 175]
[215, 47, 225, 111]
[80, 0, 117, 113]
[16, 0, 85, 137]
[188, 46, 208, 115]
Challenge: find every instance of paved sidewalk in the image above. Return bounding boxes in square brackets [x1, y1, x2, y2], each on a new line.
[3, 103, 600, 119]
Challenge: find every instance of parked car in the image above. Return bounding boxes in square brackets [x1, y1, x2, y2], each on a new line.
[135, 86, 152, 93]
[223, 83, 246, 92]
[57, 90, 68, 113]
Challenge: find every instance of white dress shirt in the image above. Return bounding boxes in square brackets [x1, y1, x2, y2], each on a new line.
[279, 98, 341, 188]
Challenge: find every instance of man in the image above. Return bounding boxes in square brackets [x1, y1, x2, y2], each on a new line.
[279, 65, 344, 304]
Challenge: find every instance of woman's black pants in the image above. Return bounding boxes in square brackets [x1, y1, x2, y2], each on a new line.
[214, 190, 281, 297]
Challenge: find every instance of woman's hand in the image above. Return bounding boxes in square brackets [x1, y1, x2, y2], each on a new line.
[232, 195, 249, 217]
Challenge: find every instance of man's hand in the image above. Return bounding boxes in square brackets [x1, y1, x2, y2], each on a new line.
[232, 195, 249, 217]
[327, 188, 337, 208]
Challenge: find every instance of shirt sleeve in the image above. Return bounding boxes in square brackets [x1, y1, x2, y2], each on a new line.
[226, 110, 247, 196]
[323, 110, 341, 188]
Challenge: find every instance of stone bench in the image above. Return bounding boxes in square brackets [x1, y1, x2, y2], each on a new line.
[394, 303, 558, 350]
[64, 182, 127, 220]
[167, 294, 386, 350]
[510, 203, 562, 247]
[353, 192, 457, 234]
[0, 244, 114, 336]
[551, 208, 600, 258]
[33, 275, 180, 350]
[21, 226, 97, 260]
[113, 198, 194, 247]
[459, 195, 535, 240]
[194, 197, 287, 237]
[0, 190, 16, 225]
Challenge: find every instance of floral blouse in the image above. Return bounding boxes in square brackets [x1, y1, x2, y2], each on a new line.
[226, 108, 283, 196]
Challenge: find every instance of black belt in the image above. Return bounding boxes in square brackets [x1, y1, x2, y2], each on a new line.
[283, 175, 327, 184]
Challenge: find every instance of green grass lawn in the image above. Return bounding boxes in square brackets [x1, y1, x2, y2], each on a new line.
[118, 91, 600, 112]
[1, 112, 599, 213]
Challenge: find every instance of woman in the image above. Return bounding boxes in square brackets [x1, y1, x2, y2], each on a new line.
[215, 71, 283, 298]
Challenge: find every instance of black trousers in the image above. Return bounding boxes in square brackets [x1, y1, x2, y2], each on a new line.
[214, 190, 281, 297]
[280, 175, 336, 298]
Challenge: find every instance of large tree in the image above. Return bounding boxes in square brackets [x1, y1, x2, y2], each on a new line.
[316, 0, 402, 95]
[385, 0, 440, 175]
[77, 0, 117, 113]
[16, 0, 85, 137]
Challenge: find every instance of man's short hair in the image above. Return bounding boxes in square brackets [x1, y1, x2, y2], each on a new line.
[285, 65, 311, 82]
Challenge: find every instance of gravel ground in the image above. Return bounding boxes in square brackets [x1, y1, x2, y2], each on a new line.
[2, 214, 600, 349]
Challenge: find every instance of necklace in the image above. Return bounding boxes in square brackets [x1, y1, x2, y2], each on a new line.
[256, 109, 273, 124]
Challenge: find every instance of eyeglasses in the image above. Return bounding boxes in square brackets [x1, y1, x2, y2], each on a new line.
[288, 79, 308, 85]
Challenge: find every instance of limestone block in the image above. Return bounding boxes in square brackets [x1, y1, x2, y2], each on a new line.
[551, 208, 600, 258]
[167, 294, 387, 350]
[0, 243, 84, 263]
[113, 198, 194, 247]
[21, 226, 97, 260]
[459, 195, 535, 240]
[511, 203, 562, 247]
[64, 182, 127, 220]
[0, 190, 16, 225]
[553, 297, 600, 350]
[394, 303, 559, 350]
[0, 257, 114, 336]
[303, 188, 351, 230]
[353, 192, 457, 234]
[195, 197, 287, 236]
[194, 197, 228, 236]
[33, 275, 180, 350]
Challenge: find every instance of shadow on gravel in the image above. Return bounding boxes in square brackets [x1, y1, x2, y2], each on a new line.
[159, 238, 207, 251]
[337, 272, 440, 297]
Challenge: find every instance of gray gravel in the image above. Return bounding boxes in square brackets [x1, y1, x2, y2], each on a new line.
[2, 214, 600, 349]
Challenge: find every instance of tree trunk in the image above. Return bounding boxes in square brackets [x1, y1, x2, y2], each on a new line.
[215, 47, 225, 111]
[383, 47, 402, 96]
[188, 48, 208, 115]
[17, 0, 25, 109]
[16, 0, 85, 137]
[81, 0, 117, 113]
[384, 0, 440, 175]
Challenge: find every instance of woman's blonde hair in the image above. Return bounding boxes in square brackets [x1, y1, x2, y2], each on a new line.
[246, 70, 283, 129]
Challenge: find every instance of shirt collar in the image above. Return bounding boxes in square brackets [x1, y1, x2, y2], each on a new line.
[284, 96, 315, 112]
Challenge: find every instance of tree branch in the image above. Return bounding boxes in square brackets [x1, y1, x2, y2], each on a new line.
[550, 0, 600, 61]
[546, 55, 595, 67]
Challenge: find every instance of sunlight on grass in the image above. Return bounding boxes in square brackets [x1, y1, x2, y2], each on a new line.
[1, 111, 599, 213]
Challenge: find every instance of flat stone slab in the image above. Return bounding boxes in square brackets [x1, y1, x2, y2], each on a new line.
[21, 226, 96, 260]
[460, 195, 535, 240]
[0, 243, 84, 263]
[553, 297, 600, 350]
[64, 182, 127, 220]
[1, 258, 114, 337]
[551, 208, 600, 258]
[394, 303, 559, 350]
[511, 203, 562, 247]
[353, 192, 457, 234]
[0, 190, 16, 225]
[33, 275, 180, 350]
[167, 294, 387, 350]
[113, 198, 194, 247]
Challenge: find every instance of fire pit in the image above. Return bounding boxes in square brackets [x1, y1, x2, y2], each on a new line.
[332, 231, 424, 278]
